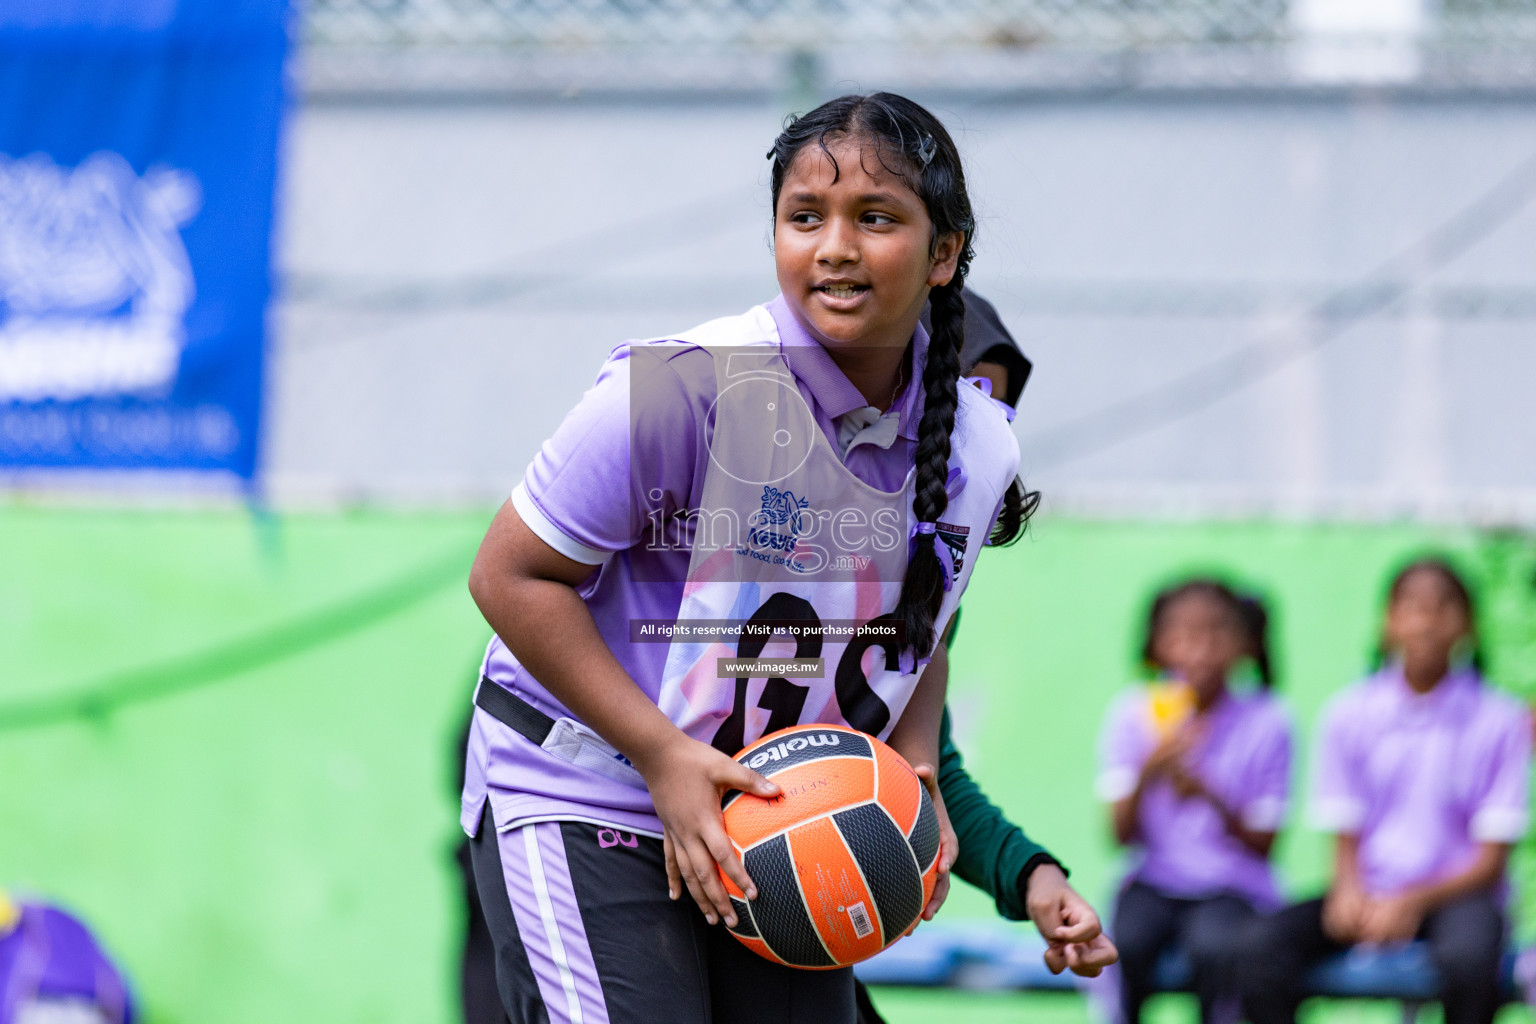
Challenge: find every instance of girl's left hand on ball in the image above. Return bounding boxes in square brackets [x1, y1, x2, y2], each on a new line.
[911, 763, 958, 928]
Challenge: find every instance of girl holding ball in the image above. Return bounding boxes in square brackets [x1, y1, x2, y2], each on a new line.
[462, 93, 1109, 1024]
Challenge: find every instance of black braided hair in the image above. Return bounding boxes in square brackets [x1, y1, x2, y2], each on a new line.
[767, 92, 1036, 662]
[1141, 578, 1276, 689]
[900, 273, 965, 657]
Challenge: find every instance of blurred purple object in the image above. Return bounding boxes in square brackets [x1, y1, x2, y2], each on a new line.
[0, 901, 133, 1024]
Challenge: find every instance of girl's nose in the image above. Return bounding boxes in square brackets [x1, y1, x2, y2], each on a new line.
[816, 218, 859, 266]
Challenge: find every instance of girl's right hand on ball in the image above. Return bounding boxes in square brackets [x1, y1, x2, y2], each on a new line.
[912, 762, 958, 927]
[642, 735, 780, 928]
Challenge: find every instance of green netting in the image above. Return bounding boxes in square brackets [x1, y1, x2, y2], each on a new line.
[0, 505, 1531, 1024]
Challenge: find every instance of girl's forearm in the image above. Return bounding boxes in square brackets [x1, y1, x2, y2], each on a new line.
[1191, 786, 1275, 857]
[468, 507, 683, 772]
[481, 577, 681, 767]
[886, 641, 949, 770]
[1214, 804, 1275, 858]
[1328, 833, 1365, 897]
[1402, 843, 1508, 913]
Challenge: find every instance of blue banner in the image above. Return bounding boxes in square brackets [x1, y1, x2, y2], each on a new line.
[0, 0, 287, 480]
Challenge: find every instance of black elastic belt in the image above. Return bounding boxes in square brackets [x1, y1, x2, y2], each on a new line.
[475, 677, 556, 747]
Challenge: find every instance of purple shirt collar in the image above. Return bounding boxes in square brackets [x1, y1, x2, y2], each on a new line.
[767, 294, 928, 442]
[1380, 662, 1481, 711]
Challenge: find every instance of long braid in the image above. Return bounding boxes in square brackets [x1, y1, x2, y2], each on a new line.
[767, 91, 1031, 667]
[898, 278, 966, 657]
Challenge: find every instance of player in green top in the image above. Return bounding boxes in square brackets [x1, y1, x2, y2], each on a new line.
[853, 294, 1117, 1024]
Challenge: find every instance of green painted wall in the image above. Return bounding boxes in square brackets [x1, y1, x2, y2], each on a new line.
[1, 505, 1532, 1023]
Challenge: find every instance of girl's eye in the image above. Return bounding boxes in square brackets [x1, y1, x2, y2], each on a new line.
[863, 212, 895, 225]
[789, 211, 821, 225]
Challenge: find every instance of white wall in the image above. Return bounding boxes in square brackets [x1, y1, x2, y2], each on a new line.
[266, 94, 1536, 522]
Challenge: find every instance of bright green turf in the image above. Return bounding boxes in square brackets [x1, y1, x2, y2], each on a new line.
[0, 503, 1532, 1023]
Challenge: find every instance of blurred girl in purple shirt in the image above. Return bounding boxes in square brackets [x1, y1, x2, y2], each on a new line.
[1098, 579, 1290, 1024]
[1240, 558, 1531, 1024]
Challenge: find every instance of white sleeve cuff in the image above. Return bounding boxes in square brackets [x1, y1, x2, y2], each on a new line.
[1471, 806, 1529, 843]
[1243, 796, 1288, 832]
[1308, 797, 1365, 833]
[1096, 767, 1138, 803]
[511, 481, 613, 566]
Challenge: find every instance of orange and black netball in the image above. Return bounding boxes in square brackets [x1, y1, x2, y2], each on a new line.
[717, 724, 940, 969]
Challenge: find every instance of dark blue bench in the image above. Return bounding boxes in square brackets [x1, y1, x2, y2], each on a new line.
[853, 925, 1522, 1003]
[1146, 943, 1520, 1002]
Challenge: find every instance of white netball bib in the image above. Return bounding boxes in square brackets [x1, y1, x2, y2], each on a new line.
[653, 309, 1017, 756]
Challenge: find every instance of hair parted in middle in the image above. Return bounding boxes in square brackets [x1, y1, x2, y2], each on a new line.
[768, 92, 1040, 665]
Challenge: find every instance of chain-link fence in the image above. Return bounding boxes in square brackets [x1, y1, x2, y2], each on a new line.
[302, 0, 1292, 50]
[295, 0, 1536, 98]
[301, 0, 1536, 49]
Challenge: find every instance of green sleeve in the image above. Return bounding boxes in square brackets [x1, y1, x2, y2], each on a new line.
[936, 705, 1062, 921]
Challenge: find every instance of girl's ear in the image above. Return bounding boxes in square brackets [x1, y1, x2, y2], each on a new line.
[927, 230, 965, 288]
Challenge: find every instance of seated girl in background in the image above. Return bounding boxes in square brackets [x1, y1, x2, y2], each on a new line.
[1240, 558, 1531, 1024]
[1097, 579, 1290, 1024]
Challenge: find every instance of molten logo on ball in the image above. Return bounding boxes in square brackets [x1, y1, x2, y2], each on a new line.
[718, 724, 941, 969]
[743, 729, 842, 769]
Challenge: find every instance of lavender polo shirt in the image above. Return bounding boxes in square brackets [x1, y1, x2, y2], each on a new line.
[463, 296, 955, 837]
[1309, 666, 1532, 897]
[1097, 687, 1292, 908]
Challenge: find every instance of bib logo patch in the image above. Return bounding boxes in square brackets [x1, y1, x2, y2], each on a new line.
[755, 485, 809, 535]
[741, 484, 816, 573]
[935, 522, 970, 576]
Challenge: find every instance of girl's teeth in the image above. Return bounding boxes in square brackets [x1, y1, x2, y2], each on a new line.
[825, 285, 860, 299]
